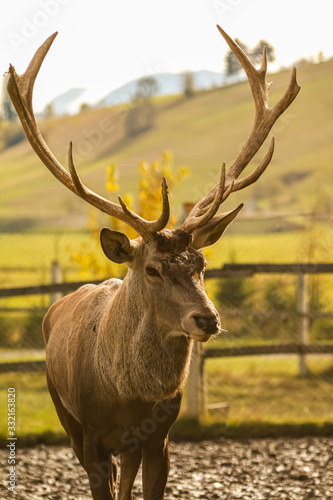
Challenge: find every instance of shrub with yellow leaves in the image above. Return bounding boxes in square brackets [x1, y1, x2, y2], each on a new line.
[138, 150, 189, 229]
[73, 151, 190, 279]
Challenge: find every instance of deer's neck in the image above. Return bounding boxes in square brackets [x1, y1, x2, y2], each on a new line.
[95, 275, 193, 402]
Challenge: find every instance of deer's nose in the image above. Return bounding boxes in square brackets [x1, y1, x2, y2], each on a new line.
[193, 315, 219, 335]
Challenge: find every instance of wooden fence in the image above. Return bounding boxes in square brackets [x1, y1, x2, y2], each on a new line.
[187, 263, 333, 419]
[1, 262, 333, 419]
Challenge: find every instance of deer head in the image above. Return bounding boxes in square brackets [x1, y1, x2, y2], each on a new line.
[7, 27, 300, 343]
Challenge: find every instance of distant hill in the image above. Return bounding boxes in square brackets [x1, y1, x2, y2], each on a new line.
[49, 88, 86, 115]
[98, 70, 225, 107]
[1, 59, 332, 231]
[47, 71, 227, 115]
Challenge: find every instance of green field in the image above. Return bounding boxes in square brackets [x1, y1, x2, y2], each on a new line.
[205, 355, 333, 425]
[1, 221, 333, 282]
[0, 223, 332, 349]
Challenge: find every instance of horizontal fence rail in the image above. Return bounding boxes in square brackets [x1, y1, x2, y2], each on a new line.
[1, 263, 333, 298]
[205, 263, 333, 278]
[205, 344, 333, 358]
[1, 263, 333, 378]
[0, 360, 45, 373]
[0, 280, 104, 298]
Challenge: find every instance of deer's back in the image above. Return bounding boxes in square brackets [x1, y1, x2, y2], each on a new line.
[42, 278, 122, 344]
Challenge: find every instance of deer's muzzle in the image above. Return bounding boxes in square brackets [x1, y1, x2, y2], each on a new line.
[181, 311, 220, 342]
[193, 315, 220, 335]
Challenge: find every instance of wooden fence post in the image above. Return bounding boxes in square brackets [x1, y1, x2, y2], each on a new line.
[297, 273, 309, 377]
[187, 342, 205, 420]
[50, 260, 62, 305]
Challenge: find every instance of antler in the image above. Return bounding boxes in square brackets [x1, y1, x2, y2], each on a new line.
[180, 25, 300, 234]
[7, 32, 169, 241]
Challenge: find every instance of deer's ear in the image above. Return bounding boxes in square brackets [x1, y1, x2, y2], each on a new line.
[192, 204, 243, 250]
[100, 228, 137, 263]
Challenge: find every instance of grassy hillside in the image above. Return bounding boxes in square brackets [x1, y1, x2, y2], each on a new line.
[1, 59, 332, 231]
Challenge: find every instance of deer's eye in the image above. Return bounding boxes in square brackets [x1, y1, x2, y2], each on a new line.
[145, 267, 160, 277]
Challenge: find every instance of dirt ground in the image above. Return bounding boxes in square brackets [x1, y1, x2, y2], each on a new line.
[1, 437, 333, 499]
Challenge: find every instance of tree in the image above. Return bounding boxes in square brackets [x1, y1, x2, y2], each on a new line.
[224, 39, 248, 76]
[44, 103, 54, 120]
[80, 102, 90, 113]
[0, 73, 16, 121]
[251, 40, 275, 65]
[137, 150, 189, 228]
[73, 151, 190, 278]
[0, 74, 25, 149]
[134, 76, 158, 102]
[183, 71, 195, 99]
[125, 76, 159, 137]
[125, 102, 155, 137]
[224, 39, 275, 76]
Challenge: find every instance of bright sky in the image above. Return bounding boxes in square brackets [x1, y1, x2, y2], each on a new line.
[1, 0, 332, 111]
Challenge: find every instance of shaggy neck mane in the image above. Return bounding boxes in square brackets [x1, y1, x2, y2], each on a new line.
[95, 270, 193, 402]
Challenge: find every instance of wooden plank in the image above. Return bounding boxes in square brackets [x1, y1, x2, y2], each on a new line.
[50, 260, 63, 304]
[0, 280, 104, 298]
[211, 309, 333, 320]
[298, 273, 309, 376]
[205, 268, 254, 278]
[0, 360, 46, 373]
[187, 343, 205, 420]
[206, 263, 333, 278]
[205, 344, 333, 358]
[0, 308, 48, 313]
[1, 263, 333, 297]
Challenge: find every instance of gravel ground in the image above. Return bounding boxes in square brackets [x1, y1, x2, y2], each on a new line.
[1, 437, 333, 499]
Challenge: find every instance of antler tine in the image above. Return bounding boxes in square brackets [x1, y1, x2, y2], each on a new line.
[181, 163, 226, 233]
[7, 33, 74, 193]
[68, 142, 86, 198]
[217, 26, 271, 114]
[216, 25, 300, 183]
[11, 32, 58, 117]
[68, 140, 170, 240]
[8, 34, 170, 240]
[117, 177, 170, 238]
[231, 137, 275, 193]
[155, 177, 171, 232]
[180, 26, 300, 235]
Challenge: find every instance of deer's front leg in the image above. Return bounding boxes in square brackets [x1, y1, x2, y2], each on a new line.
[83, 438, 116, 500]
[118, 448, 142, 500]
[142, 438, 170, 500]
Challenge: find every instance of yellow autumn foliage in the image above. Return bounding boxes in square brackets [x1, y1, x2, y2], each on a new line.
[73, 151, 190, 278]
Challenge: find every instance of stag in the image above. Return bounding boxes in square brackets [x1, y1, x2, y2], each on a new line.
[8, 26, 300, 500]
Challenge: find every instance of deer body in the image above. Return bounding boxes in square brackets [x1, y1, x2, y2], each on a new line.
[44, 280, 191, 406]
[8, 25, 300, 500]
[44, 282, 183, 499]
[43, 230, 220, 498]
[43, 276, 190, 427]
